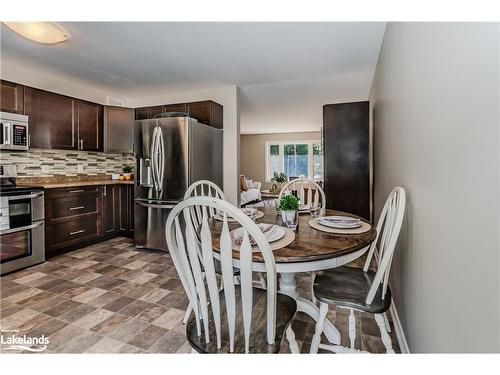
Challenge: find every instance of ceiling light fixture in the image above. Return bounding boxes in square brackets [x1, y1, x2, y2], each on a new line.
[3, 22, 70, 45]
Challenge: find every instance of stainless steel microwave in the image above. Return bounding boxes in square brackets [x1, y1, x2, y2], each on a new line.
[0, 111, 29, 151]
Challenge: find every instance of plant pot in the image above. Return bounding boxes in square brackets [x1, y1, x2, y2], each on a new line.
[123, 173, 132, 180]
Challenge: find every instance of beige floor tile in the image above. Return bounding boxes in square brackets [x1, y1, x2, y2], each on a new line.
[84, 337, 124, 353]
[139, 289, 171, 303]
[72, 288, 107, 303]
[152, 308, 185, 330]
[72, 308, 115, 330]
[4, 288, 44, 304]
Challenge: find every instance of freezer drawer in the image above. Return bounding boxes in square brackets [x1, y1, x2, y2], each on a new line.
[134, 199, 178, 251]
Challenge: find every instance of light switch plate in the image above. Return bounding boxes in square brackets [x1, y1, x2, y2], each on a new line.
[41, 165, 50, 174]
[77, 164, 84, 173]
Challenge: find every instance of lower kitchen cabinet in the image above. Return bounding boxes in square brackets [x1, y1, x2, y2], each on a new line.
[102, 184, 134, 238]
[45, 183, 134, 257]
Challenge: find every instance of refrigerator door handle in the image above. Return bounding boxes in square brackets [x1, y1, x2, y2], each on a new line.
[157, 126, 165, 190]
[135, 199, 176, 209]
[150, 126, 159, 192]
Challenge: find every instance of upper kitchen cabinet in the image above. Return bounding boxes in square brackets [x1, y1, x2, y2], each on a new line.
[186, 101, 223, 129]
[24, 87, 77, 150]
[134, 100, 223, 128]
[135, 107, 150, 120]
[77, 100, 103, 152]
[104, 106, 134, 153]
[149, 105, 164, 119]
[163, 103, 187, 114]
[0, 80, 24, 114]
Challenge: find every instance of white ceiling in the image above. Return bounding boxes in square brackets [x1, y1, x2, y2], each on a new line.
[1, 22, 386, 96]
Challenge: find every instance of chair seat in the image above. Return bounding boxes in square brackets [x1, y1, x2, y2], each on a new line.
[313, 266, 391, 314]
[186, 287, 297, 353]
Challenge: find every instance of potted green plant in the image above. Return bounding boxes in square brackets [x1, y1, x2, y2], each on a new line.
[271, 171, 288, 191]
[122, 164, 134, 180]
[279, 194, 299, 230]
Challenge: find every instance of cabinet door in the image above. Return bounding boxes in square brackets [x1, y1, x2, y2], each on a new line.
[135, 107, 150, 120]
[0, 80, 24, 114]
[163, 103, 186, 115]
[149, 105, 164, 119]
[186, 101, 211, 125]
[24, 87, 77, 150]
[78, 100, 103, 152]
[128, 185, 134, 234]
[102, 185, 119, 236]
[186, 101, 223, 129]
[118, 185, 131, 235]
[104, 106, 134, 153]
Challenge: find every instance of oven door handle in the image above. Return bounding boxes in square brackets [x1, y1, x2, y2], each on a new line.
[0, 221, 44, 236]
[6, 192, 44, 200]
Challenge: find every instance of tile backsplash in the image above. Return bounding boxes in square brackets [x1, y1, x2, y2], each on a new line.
[0, 149, 135, 177]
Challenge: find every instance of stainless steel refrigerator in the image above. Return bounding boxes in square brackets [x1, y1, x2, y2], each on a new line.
[134, 114, 223, 250]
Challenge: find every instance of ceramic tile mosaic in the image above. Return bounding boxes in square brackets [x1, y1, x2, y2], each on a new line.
[0, 149, 135, 177]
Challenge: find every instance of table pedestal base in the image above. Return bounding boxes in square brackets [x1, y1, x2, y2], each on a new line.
[279, 273, 341, 345]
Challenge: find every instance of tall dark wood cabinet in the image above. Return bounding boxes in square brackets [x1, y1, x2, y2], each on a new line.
[0, 80, 24, 114]
[323, 101, 371, 220]
[24, 87, 77, 150]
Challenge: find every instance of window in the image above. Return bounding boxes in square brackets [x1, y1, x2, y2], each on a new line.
[266, 140, 323, 182]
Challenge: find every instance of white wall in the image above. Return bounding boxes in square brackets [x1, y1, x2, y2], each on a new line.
[127, 86, 241, 205]
[240, 70, 373, 134]
[370, 23, 500, 352]
[0, 55, 118, 104]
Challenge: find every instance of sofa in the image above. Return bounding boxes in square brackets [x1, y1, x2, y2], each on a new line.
[240, 176, 261, 206]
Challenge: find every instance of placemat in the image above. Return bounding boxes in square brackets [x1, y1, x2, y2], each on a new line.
[308, 218, 372, 234]
[229, 226, 295, 252]
[214, 210, 264, 222]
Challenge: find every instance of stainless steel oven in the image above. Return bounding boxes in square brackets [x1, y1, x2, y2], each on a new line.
[0, 111, 29, 151]
[0, 165, 45, 275]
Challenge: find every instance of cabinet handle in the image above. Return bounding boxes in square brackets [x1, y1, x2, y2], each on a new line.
[28, 134, 31, 148]
[70, 229, 85, 235]
[69, 206, 85, 211]
[68, 189, 84, 193]
[103, 186, 107, 196]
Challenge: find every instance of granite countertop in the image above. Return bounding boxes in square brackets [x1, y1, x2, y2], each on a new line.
[16, 174, 135, 189]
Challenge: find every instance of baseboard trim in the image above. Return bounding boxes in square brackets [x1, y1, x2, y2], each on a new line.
[389, 301, 410, 353]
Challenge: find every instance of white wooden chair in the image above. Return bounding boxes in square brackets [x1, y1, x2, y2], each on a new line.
[309, 186, 406, 354]
[184, 180, 226, 228]
[278, 178, 326, 208]
[165, 196, 298, 353]
[279, 178, 326, 304]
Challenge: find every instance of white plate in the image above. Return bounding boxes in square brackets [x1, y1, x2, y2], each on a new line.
[232, 224, 285, 244]
[318, 216, 362, 229]
[214, 209, 263, 222]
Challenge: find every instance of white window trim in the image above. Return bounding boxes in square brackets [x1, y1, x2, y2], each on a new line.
[265, 140, 322, 182]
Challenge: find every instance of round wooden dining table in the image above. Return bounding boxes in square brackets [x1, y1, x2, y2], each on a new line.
[209, 206, 376, 345]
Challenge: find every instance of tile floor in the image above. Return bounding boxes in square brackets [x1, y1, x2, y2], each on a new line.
[0, 237, 399, 354]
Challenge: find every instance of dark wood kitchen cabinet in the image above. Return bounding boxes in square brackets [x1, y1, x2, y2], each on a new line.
[45, 186, 102, 256]
[102, 185, 120, 236]
[323, 101, 371, 220]
[134, 100, 223, 129]
[45, 183, 134, 256]
[118, 185, 134, 236]
[104, 106, 134, 153]
[186, 101, 223, 129]
[24, 87, 77, 150]
[77, 100, 103, 152]
[0, 80, 24, 114]
[135, 107, 150, 120]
